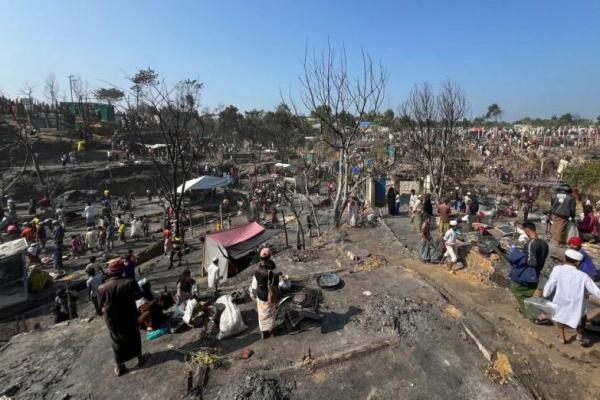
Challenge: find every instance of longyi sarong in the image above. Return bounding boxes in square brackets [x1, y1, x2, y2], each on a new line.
[550, 213, 568, 244]
[256, 298, 276, 332]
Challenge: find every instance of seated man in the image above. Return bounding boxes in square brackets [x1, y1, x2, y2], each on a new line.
[567, 236, 598, 281]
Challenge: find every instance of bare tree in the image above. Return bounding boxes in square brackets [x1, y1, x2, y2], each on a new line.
[399, 79, 467, 199]
[6, 84, 46, 192]
[44, 73, 62, 130]
[436, 80, 468, 198]
[124, 69, 203, 236]
[70, 76, 94, 140]
[297, 44, 388, 227]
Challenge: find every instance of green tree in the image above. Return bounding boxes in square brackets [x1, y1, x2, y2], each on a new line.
[218, 105, 243, 144]
[485, 103, 502, 122]
[94, 87, 125, 105]
[564, 161, 600, 196]
[558, 113, 574, 125]
[377, 109, 395, 127]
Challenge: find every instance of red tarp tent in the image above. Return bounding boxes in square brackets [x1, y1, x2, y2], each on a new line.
[203, 222, 279, 281]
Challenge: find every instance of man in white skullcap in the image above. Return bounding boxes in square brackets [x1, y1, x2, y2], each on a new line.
[207, 257, 220, 291]
[443, 220, 459, 272]
[543, 249, 600, 346]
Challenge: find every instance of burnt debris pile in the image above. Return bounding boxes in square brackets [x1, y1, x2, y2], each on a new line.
[353, 294, 439, 344]
[219, 371, 295, 400]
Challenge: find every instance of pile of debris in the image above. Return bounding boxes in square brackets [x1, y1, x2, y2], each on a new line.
[353, 294, 439, 344]
[217, 371, 295, 400]
[463, 247, 500, 286]
[358, 255, 388, 271]
[290, 249, 318, 263]
[484, 352, 513, 385]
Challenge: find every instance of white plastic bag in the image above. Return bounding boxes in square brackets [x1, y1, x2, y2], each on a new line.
[567, 219, 579, 240]
[183, 299, 198, 325]
[216, 295, 247, 340]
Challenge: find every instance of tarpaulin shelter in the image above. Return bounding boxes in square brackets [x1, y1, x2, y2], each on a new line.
[203, 222, 279, 281]
[0, 238, 29, 310]
[177, 175, 232, 194]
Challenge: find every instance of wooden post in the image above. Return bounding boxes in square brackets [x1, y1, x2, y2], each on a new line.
[281, 209, 289, 247]
[219, 204, 223, 229]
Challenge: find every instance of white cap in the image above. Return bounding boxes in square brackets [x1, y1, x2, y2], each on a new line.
[565, 249, 583, 262]
[466, 192, 471, 195]
[449, 220, 458, 226]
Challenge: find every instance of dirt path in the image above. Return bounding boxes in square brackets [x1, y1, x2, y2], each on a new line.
[380, 215, 600, 399]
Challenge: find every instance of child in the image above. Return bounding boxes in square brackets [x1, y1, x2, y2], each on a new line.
[85, 258, 103, 316]
[71, 235, 82, 257]
[97, 226, 107, 251]
[84, 227, 97, 253]
[118, 221, 126, 243]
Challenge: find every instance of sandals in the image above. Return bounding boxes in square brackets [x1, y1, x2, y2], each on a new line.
[532, 318, 552, 326]
[577, 335, 592, 348]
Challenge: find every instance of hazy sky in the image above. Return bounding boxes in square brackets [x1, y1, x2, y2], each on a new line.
[1, 0, 599, 121]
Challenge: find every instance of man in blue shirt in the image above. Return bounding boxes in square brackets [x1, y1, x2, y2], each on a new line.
[568, 236, 598, 281]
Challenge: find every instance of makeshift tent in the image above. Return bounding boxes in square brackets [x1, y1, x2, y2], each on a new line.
[177, 175, 232, 194]
[203, 222, 279, 281]
[0, 238, 29, 310]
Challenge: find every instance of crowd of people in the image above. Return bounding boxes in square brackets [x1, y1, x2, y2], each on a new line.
[390, 179, 600, 347]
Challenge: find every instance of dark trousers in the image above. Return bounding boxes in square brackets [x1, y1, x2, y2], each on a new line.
[54, 246, 63, 270]
[91, 296, 102, 316]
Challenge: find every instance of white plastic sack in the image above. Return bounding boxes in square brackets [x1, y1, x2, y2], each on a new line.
[216, 295, 247, 340]
[567, 220, 579, 240]
[183, 299, 198, 325]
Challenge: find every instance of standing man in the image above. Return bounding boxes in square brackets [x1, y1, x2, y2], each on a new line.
[98, 260, 146, 376]
[443, 220, 459, 272]
[84, 202, 97, 228]
[207, 257, 220, 291]
[550, 183, 576, 245]
[52, 220, 64, 271]
[437, 199, 451, 236]
[543, 249, 600, 346]
[509, 221, 549, 319]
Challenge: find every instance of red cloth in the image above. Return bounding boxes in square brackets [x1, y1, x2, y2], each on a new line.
[21, 227, 33, 240]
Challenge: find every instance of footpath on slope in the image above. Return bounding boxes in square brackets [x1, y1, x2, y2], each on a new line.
[375, 213, 600, 400]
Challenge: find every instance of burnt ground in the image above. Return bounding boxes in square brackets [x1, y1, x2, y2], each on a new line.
[383, 211, 600, 399]
[0, 220, 534, 400]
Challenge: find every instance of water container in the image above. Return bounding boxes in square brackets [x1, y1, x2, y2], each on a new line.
[523, 296, 557, 320]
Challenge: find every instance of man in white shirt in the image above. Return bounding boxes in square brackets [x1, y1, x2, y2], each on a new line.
[84, 202, 97, 227]
[543, 249, 600, 346]
[443, 220, 459, 272]
[207, 257, 220, 291]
